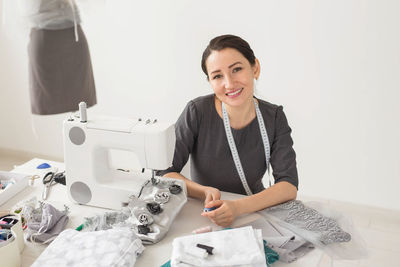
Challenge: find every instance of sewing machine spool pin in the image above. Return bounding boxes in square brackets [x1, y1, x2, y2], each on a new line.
[79, 102, 87, 123]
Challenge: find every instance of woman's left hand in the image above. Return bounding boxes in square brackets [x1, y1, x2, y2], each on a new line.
[201, 199, 239, 227]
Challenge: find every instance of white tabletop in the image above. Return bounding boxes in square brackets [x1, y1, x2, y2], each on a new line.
[2, 158, 325, 267]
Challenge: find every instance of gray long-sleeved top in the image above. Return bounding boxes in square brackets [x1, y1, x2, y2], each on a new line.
[22, 0, 81, 30]
[157, 94, 298, 195]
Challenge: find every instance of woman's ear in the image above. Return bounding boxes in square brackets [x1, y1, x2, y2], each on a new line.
[253, 58, 261, 79]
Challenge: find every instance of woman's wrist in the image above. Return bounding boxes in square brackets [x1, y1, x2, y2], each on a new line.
[202, 185, 215, 200]
[232, 199, 245, 216]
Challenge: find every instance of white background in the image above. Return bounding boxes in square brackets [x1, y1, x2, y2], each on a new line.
[0, 0, 399, 210]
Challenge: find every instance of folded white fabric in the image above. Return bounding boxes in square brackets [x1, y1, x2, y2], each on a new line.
[171, 226, 267, 267]
[31, 228, 144, 267]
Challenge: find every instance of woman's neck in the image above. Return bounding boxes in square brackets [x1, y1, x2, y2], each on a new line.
[215, 96, 257, 130]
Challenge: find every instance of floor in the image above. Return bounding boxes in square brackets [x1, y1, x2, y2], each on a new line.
[1, 149, 399, 267]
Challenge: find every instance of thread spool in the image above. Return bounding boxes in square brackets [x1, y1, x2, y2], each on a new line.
[79, 102, 87, 123]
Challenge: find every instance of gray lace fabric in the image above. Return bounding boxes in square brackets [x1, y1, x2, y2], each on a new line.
[262, 200, 351, 245]
[82, 211, 130, 231]
[82, 177, 187, 244]
[24, 202, 69, 243]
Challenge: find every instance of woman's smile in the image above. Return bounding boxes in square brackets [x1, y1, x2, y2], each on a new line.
[226, 88, 243, 98]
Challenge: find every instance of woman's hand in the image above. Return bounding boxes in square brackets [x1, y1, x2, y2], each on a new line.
[201, 199, 239, 227]
[203, 186, 221, 205]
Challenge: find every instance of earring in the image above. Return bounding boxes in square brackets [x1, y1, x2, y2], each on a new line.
[253, 78, 257, 92]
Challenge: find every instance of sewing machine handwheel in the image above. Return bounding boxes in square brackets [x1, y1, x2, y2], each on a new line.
[70, 181, 92, 204]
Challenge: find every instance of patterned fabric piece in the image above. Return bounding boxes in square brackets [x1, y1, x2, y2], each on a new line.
[82, 178, 187, 244]
[83, 211, 130, 231]
[127, 178, 187, 244]
[265, 200, 351, 245]
[31, 228, 144, 267]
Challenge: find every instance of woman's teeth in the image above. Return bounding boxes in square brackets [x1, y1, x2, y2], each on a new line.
[226, 88, 243, 96]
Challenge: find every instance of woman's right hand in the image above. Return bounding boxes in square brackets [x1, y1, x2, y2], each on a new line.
[203, 186, 221, 205]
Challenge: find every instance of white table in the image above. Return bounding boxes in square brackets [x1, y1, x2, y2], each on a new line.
[2, 158, 325, 267]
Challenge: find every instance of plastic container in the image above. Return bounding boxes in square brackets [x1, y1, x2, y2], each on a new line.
[11, 214, 24, 252]
[0, 171, 29, 206]
[0, 213, 25, 267]
[0, 229, 21, 267]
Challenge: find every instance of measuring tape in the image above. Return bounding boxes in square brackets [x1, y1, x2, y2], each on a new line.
[222, 98, 271, 195]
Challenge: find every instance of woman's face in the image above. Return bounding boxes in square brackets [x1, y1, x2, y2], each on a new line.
[206, 48, 259, 108]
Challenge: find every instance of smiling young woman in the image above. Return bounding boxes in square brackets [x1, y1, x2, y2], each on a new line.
[207, 47, 259, 130]
[157, 35, 298, 227]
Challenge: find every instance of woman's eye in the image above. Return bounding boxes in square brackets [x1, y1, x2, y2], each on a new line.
[233, 67, 242, 73]
[212, 74, 222, 80]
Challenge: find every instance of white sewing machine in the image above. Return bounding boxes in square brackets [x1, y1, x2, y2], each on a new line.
[63, 103, 175, 210]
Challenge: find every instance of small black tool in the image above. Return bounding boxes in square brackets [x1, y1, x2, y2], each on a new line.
[197, 243, 214, 255]
[54, 172, 66, 185]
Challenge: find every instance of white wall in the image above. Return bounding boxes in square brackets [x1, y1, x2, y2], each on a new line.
[0, 0, 399, 210]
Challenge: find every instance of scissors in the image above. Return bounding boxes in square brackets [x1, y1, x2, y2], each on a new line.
[42, 172, 56, 200]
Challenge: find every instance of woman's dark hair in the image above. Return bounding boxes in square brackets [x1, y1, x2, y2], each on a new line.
[201, 34, 256, 78]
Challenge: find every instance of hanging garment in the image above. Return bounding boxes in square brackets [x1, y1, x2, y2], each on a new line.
[31, 228, 144, 267]
[28, 24, 97, 115]
[21, 0, 81, 33]
[23, 0, 97, 115]
[171, 226, 266, 267]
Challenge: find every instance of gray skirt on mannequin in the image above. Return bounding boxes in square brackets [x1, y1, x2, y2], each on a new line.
[28, 25, 97, 115]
